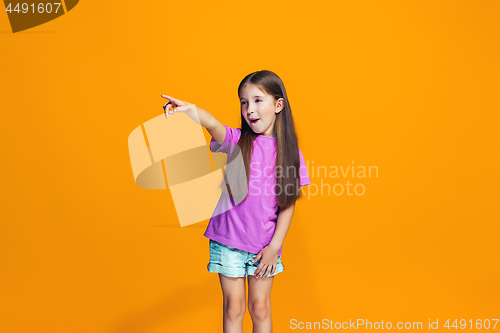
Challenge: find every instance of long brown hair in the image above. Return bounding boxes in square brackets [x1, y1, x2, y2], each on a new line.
[223, 70, 303, 210]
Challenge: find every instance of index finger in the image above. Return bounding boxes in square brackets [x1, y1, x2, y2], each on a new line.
[161, 95, 178, 103]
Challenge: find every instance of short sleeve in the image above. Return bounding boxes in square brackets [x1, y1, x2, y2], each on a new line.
[298, 148, 311, 186]
[210, 125, 241, 156]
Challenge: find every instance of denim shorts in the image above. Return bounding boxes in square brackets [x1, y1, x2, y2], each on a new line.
[207, 239, 284, 278]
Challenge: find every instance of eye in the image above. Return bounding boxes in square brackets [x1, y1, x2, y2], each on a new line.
[256, 99, 262, 102]
[241, 101, 247, 105]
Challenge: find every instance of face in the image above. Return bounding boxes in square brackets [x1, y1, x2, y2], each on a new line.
[239, 84, 284, 137]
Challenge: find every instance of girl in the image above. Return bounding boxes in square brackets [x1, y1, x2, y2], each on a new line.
[161, 70, 311, 333]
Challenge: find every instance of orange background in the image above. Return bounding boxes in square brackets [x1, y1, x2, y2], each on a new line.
[1, 1, 499, 332]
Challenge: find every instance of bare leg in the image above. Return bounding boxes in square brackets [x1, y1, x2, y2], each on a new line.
[248, 275, 274, 333]
[219, 273, 246, 333]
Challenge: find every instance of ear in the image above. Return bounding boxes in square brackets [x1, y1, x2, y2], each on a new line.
[275, 98, 284, 113]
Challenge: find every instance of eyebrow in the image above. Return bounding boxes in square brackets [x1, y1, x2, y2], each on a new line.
[240, 95, 264, 100]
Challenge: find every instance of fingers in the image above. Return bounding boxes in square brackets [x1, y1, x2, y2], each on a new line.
[255, 262, 269, 278]
[255, 263, 277, 279]
[161, 94, 177, 102]
[261, 265, 271, 278]
[255, 264, 271, 279]
[162, 97, 178, 119]
[161, 95, 183, 108]
[252, 254, 261, 263]
[163, 101, 174, 119]
[162, 95, 189, 119]
[254, 262, 263, 278]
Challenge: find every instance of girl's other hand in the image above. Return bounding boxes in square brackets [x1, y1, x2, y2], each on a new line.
[161, 95, 193, 119]
[252, 244, 280, 279]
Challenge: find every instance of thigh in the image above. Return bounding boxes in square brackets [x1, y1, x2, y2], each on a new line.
[219, 274, 246, 300]
[247, 275, 274, 304]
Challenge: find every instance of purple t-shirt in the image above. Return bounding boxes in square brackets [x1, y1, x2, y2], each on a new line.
[204, 126, 311, 257]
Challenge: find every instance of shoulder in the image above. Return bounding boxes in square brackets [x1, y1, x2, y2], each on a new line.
[226, 126, 241, 135]
[223, 126, 242, 143]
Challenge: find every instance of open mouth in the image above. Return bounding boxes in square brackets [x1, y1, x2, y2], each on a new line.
[250, 119, 260, 123]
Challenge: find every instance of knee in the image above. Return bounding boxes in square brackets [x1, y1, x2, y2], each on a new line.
[224, 296, 246, 321]
[248, 298, 271, 321]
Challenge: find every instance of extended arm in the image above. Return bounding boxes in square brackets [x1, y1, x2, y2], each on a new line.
[184, 105, 226, 144]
